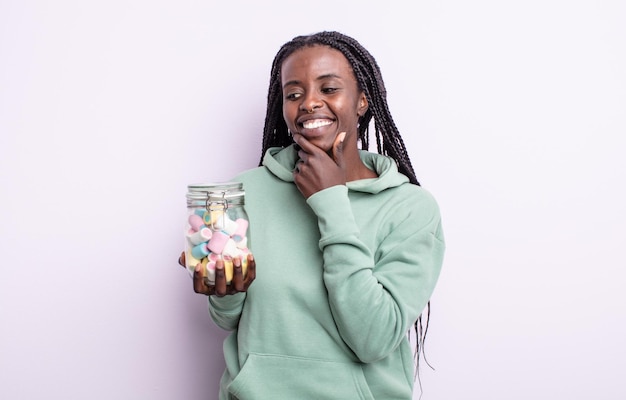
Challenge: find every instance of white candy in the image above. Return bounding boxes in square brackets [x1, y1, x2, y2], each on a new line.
[216, 214, 239, 235]
[222, 238, 239, 258]
[235, 236, 248, 250]
[186, 227, 213, 246]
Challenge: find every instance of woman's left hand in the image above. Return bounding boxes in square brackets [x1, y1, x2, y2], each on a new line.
[292, 132, 347, 198]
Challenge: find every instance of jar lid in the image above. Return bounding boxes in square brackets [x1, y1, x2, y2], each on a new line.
[186, 182, 244, 206]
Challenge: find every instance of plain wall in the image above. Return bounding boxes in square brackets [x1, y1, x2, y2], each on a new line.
[1, 0, 624, 399]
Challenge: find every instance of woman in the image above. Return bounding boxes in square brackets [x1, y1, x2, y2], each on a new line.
[181, 31, 445, 399]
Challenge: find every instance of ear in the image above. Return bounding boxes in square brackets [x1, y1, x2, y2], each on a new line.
[357, 92, 369, 116]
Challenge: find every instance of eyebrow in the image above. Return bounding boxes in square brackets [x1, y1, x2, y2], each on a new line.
[282, 73, 343, 90]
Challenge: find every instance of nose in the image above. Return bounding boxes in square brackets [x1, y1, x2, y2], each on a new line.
[299, 93, 322, 113]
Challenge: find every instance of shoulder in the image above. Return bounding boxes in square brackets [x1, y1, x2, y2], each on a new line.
[231, 165, 290, 196]
[380, 183, 443, 237]
[389, 183, 441, 213]
[232, 166, 272, 184]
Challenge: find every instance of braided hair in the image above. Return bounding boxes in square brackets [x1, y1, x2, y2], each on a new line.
[259, 30, 419, 186]
[260, 31, 433, 385]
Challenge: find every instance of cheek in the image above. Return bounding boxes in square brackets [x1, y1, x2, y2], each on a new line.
[282, 102, 296, 126]
[337, 102, 360, 126]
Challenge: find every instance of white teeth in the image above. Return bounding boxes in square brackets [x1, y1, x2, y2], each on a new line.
[303, 119, 332, 129]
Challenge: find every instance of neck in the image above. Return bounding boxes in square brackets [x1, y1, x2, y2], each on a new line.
[344, 148, 378, 182]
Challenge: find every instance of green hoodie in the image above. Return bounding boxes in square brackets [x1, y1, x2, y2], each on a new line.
[209, 145, 445, 399]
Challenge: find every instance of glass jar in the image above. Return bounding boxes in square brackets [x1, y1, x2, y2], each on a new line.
[185, 182, 250, 285]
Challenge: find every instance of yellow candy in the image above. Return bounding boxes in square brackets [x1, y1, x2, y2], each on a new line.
[185, 251, 201, 270]
[223, 258, 233, 283]
[242, 256, 248, 277]
[222, 256, 248, 284]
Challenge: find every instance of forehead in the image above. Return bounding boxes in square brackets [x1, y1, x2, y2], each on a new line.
[280, 45, 355, 82]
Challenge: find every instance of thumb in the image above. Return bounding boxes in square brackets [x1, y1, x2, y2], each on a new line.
[332, 132, 346, 166]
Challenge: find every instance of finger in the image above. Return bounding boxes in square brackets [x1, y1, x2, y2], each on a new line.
[297, 149, 309, 163]
[192, 262, 206, 293]
[332, 132, 346, 166]
[294, 159, 303, 174]
[214, 259, 227, 297]
[232, 256, 244, 292]
[178, 251, 186, 268]
[292, 133, 319, 155]
[244, 254, 256, 288]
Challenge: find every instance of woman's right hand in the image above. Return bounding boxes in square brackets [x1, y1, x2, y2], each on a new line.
[178, 252, 256, 297]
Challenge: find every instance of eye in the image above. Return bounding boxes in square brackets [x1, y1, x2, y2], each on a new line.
[322, 87, 338, 94]
[284, 91, 302, 101]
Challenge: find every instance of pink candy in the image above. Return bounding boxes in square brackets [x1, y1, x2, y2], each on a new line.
[185, 210, 250, 281]
[207, 231, 230, 253]
[188, 214, 205, 232]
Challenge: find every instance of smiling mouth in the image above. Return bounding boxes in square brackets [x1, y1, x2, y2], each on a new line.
[301, 119, 333, 129]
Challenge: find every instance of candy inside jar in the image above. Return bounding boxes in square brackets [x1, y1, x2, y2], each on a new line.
[185, 182, 250, 284]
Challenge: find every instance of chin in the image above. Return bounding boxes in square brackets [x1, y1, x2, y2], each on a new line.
[309, 139, 334, 153]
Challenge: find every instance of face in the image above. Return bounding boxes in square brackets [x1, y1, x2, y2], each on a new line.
[281, 45, 368, 152]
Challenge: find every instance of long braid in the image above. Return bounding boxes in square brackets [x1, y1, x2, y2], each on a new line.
[259, 31, 432, 381]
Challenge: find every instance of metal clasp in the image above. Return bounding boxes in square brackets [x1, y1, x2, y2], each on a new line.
[204, 191, 228, 230]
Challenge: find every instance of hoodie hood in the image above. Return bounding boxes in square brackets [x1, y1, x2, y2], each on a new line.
[262, 144, 410, 194]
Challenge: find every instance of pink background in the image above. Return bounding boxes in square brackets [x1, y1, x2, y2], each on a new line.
[1, 1, 625, 399]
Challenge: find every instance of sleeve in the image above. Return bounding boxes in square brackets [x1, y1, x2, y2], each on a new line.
[208, 293, 246, 331]
[306, 185, 445, 363]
